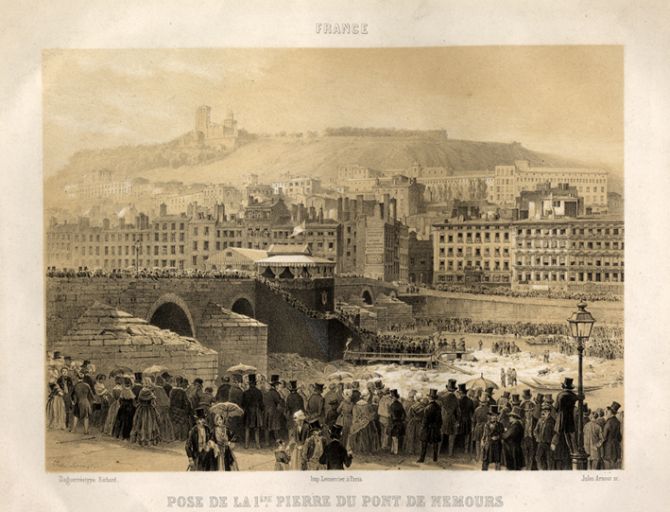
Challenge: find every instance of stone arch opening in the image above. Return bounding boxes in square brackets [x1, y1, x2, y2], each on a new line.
[149, 302, 194, 337]
[361, 289, 374, 305]
[231, 297, 255, 318]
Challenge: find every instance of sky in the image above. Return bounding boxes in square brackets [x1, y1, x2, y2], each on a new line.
[43, 47, 623, 176]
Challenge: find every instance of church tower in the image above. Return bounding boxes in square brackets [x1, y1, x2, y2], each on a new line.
[195, 105, 211, 135]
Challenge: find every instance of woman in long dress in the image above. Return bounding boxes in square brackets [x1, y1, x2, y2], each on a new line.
[153, 376, 175, 443]
[336, 390, 354, 448]
[46, 381, 66, 430]
[92, 374, 111, 431]
[130, 377, 161, 446]
[103, 376, 124, 436]
[113, 378, 137, 440]
[348, 395, 380, 454]
[210, 414, 239, 471]
[404, 395, 425, 455]
[287, 410, 309, 470]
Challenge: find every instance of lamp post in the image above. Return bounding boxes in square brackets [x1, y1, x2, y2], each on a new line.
[567, 298, 596, 470]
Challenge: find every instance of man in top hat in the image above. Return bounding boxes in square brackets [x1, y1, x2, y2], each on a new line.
[70, 372, 95, 434]
[481, 405, 504, 471]
[262, 375, 284, 447]
[520, 389, 537, 470]
[602, 401, 622, 469]
[484, 387, 496, 407]
[285, 380, 305, 437]
[186, 408, 215, 471]
[241, 374, 264, 449]
[324, 383, 341, 410]
[388, 389, 406, 455]
[472, 396, 489, 462]
[417, 389, 443, 463]
[319, 424, 353, 470]
[534, 403, 556, 470]
[439, 379, 461, 457]
[497, 390, 511, 408]
[215, 376, 232, 403]
[556, 377, 577, 453]
[350, 381, 362, 404]
[377, 387, 393, 450]
[502, 406, 525, 470]
[306, 383, 326, 425]
[457, 383, 475, 456]
[303, 420, 326, 470]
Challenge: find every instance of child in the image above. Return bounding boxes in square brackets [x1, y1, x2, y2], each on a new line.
[274, 440, 290, 471]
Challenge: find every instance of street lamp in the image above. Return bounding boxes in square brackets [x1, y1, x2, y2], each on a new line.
[134, 237, 142, 274]
[567, 298, 596, 470]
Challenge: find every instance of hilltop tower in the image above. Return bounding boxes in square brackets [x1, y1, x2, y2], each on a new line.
[195, 105, 212, 135]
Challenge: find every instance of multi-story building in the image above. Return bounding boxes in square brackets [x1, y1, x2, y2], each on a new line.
[271, 175, 322, 198]
[342, 175, 425, 221]
[516, 182, 583, 220]
[512, 217, 624, 293]
[408, 231, 433, 285]
[432, 219, 514, 285]
[491, 160, 608, 212]
[337, 165, 383, 181]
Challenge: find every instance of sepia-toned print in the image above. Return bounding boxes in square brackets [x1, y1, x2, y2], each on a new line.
[43, 47, 623, 472]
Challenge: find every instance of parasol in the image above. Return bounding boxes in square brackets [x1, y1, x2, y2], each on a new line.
[358, 371, 382, 381]
[143, 365, 169, 375]
[109, 366, 133, 377]
[465, 373, 499, 390]
[209, 402, 244, 419]
[225, 363, 258, 375]
[327, 371, 354, 382]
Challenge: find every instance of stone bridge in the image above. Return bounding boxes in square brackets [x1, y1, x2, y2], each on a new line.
[47, 276, 381, 368]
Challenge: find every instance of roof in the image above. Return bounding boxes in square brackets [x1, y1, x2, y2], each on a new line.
[207, 247, 268, 265]
[256, 255, 335, 266]
[267, 243, 310, 256]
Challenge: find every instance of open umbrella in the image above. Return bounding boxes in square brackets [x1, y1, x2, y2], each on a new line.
[209, 402, 244, 419]
[143, 364, 169, 375]
[465, 373, 499, 391]
[109, 366, 133, 377]
[226, 363, 257, 375]
[358, 371, 382, 381]
[327, 371, 354, 382]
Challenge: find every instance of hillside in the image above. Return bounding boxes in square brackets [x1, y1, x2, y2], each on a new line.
[46, 135, 592, 191]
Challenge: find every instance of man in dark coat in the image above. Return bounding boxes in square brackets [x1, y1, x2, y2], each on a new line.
[57, 367, 74, 429]
[263, 376, 284, 446]
[417, 389, 442, 463]
[520, 389, 537, 470]
[241, 374, 264, 449]
[602, 401, 622, 469]
[553, 377, 578, 469]
[457, 383, 475, 455]
[350, 382, 362, 405]
[439, 379, 461, 456]
[320, 424, 353, 470]
[534, 403, 555, 470]
[388, 389, 406, 455]
[502, 406, 525, 470]
[481, 405, 504, 471]
[215, 376, 232, 402]
[285, 381, 305, 437]
[185, 408, 216, 471]
[306, 383, 326, 424]
[71, 372, 95, 434]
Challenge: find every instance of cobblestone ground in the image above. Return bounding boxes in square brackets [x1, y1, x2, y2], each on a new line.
[46, 429, 478, 472]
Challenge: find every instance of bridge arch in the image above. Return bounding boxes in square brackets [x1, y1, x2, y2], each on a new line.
[230, 295, 255, 318]
[361, 287, 374, 305]
[146, 293, 196, 337]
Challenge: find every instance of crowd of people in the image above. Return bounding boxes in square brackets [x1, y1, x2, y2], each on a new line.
[430, 283, 623, 303]
[46, 355, 623, 471]
[354, 330, 433, 354]
[46, 266, 255, 280]
[492, 340, 521, 356]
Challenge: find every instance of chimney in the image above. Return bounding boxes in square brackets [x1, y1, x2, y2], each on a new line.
[309, 206, 316, 221]
[216, 203, 225, 223]
[336, 197, 343, 221]
[159, 203, 167, 216]
[383, 193, 390, 222]
[318, 207, 324, 223]
[356, 194, 364, 216]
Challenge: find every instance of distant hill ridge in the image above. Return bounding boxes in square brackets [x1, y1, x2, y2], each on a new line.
[47, 132, 593, 188]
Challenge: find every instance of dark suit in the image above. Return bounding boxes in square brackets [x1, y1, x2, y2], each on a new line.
[319, 439, 353, 469]
[602, 416, 622, 469]
[242, 385, 264, 429]
[418, 400, 443, 462]
[215, 383, 231, 403]
[185, 423, 215, 471]
[534, 415, 555, 470]
[502, 420, 525, 470]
